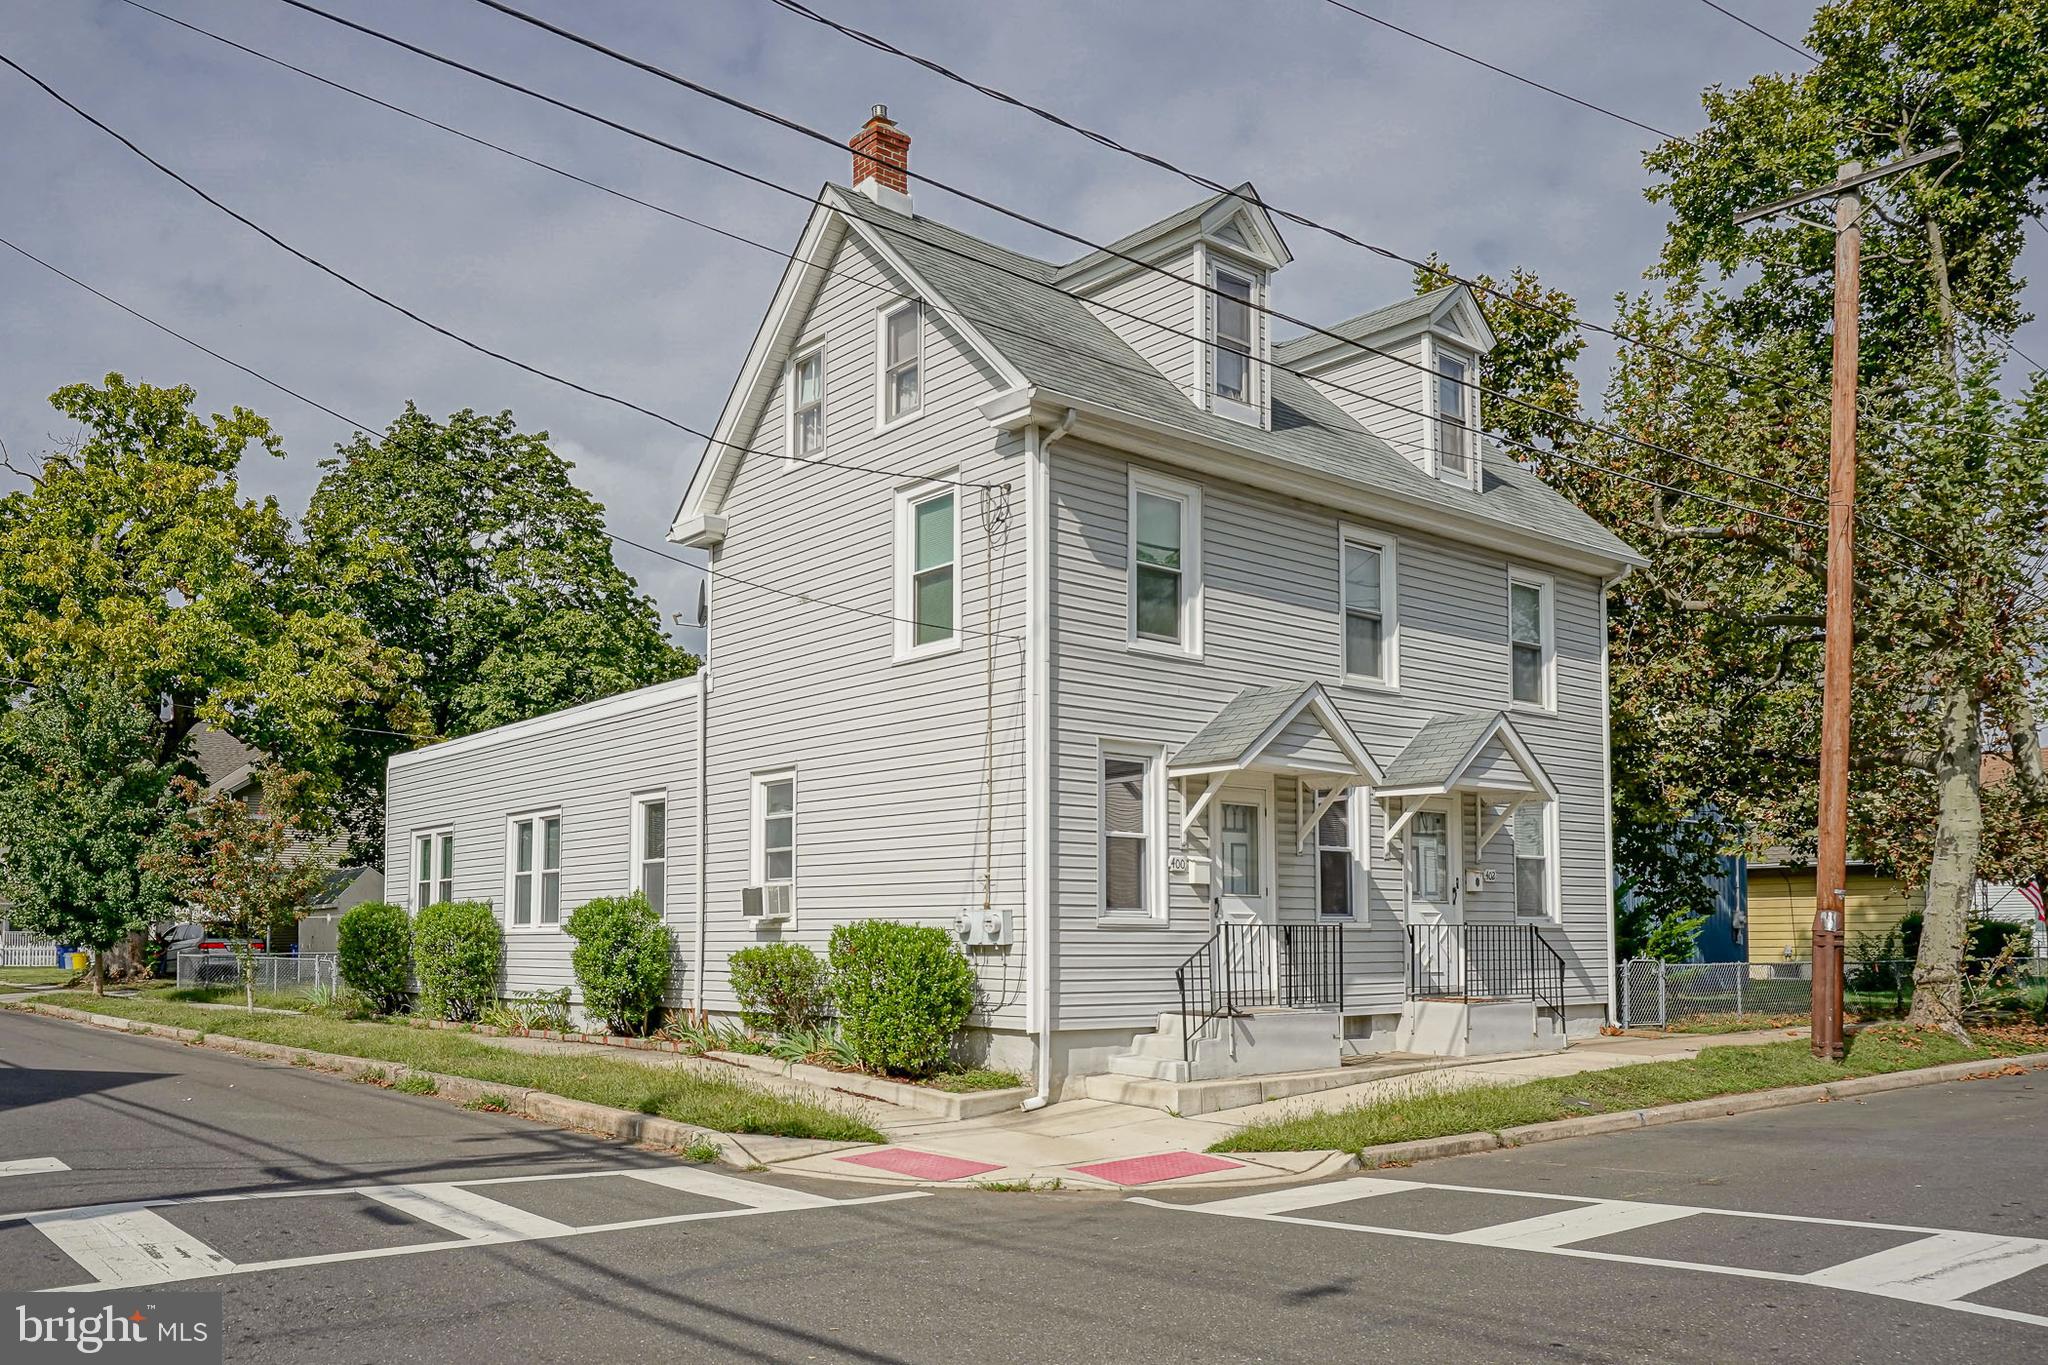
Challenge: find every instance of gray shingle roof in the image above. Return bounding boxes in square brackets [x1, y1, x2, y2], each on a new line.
[1272, 285, 1459, 366]
[1051, 183, 1261, 283]
[831, 190, 1638, 567]
[1382, 711, 1503, 790]
[1170, 685, 1307, 770]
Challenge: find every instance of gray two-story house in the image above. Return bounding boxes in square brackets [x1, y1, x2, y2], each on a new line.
[385, 106, 1643, 1107]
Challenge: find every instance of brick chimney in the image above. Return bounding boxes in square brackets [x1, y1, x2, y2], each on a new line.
[850, 104, 912, 213]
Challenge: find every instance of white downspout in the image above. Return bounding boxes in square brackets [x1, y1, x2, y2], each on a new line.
[694, 570, 714, 1022]
[1021, 408, 1076, 1112]
[1599, 570, 1622, 1027]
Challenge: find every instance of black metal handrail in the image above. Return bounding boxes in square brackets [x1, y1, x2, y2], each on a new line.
[1407, 922, 1567, 1034]
[1175, 923, 1345, 1066]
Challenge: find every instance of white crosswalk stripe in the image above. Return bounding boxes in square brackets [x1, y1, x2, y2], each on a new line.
[6, 1163, 926, 1291]
[29, 1206, 236, 1285]
[1138, 1176, 2048, 1328]
[0, 1157, 69, 1179]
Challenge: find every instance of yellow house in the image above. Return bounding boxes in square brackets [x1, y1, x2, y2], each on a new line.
[1744, 857, 1922, 962]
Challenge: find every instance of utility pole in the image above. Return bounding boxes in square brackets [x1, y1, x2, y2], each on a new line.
[1735, 141, 1959, 1061]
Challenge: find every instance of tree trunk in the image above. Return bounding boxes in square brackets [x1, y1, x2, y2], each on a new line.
[91, 948, 104, 997]
[1906, 683, 1982, 1037]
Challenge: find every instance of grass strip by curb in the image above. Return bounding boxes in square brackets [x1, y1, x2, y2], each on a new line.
[1212, 1027, 2048, 1158]
[15, 994, 883, 1145]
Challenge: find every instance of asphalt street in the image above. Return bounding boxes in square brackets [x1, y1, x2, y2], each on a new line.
[4, 1008, 2046, 1363]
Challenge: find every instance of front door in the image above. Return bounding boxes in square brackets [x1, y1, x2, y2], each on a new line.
[1212, 782, 1274, 1003]
[1405, 798, 1464, 995]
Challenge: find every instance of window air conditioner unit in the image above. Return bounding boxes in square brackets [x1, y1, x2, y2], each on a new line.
[741, 884, 792, 924]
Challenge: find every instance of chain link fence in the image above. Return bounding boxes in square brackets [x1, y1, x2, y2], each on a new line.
[1618, 956, 2048, 1029]
[176, 951, 339, 993]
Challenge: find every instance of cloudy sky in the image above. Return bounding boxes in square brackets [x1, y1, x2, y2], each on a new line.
[5, 1, 2042, 657]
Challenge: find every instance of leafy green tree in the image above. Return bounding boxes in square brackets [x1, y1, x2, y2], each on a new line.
[148, 769, 332, 1011]
[1623, 0, 2048, 1033]
[304, 405, 697, 849]
[0, 375, 421, 851]
[0, 675, 180, 993]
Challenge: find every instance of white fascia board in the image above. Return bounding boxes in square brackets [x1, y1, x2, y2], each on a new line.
[671, 201, 844, 536]
[1428, 286, 1496, 352]
[983, 388, 1644, 576]
[1198, 187, 1292, 269]
[387, 676, 702, 772]
[1234, 685, 1384, 787]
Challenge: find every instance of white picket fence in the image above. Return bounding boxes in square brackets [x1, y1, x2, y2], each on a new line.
[0, 940, 61, 968]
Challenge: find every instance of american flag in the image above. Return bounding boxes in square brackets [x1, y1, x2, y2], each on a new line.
[2023, 874, 2047, 922]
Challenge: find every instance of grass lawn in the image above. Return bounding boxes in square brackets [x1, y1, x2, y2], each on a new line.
[17, 994, 883, 1144]
[148, 985, 320, 1011]
[0, 967, 79, 987]
[1213, 1024, 2048, 1155]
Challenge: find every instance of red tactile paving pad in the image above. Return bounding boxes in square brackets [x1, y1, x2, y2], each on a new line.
[1069, 1152, 1243, 1185]
[835, 1148, 1006, 1181]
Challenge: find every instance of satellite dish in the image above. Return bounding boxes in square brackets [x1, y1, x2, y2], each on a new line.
[695, 577, 709, 629]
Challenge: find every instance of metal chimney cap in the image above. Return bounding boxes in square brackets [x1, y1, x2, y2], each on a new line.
[871, 104, 890, 121]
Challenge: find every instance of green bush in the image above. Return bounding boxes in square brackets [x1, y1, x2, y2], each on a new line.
[565, 893, 672, 1036]
[729, 943, 833, 1034]
[827, 921, 977, 1078]
[1898, 910, 2032, 962]
[412, 900, 501, 1022]
[336, 901, 413, 1014]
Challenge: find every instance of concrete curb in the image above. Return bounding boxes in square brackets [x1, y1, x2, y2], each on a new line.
[7, 1001, 800, 1172]
[1348, 1049, 2048, 1168]
[703, 1049, 1031, 1121]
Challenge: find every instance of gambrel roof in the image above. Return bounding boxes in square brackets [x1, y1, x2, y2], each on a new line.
[671, 184, 1641, 573]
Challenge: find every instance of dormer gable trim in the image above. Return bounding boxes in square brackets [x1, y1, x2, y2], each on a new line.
[1280, 283, 1496, 376]
[671, 185, 1026, 534]
[1055, 183, 1291, 295]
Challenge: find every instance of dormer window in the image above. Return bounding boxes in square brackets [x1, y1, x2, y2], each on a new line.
[1435, 351, 1472, 480]
[1212, 269, 1254, 404]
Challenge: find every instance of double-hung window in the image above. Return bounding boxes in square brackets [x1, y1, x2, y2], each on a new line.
[880, 303, 921, 423]
[1211, 269, 1254, 404]
[1306, 786, 1356, 918]
[789, 344, 824, 457]
[632, 794, 667, 916]
[1513, 802, 1551, 919]
[1341, 528, 1396, 685]
[413, 831, 453, 908]
[896, 482, 958, 656]
[1100, 747, 1159, 918]
[1508, 571, 1552, 708]
[1128, 472, 1200, 653]
[753, 772, 795, 887]
[509, 814, 561, 928]
[1435, 351, 1471, 480]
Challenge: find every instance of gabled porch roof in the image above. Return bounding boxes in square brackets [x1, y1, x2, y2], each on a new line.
[1374, 711, 1557, 854]
[1169, 682, 1384, 843]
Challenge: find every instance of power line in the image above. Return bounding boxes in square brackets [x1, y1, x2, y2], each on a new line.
[0, 47, 994, 494]
[0, 224, 1022, 647]
[1693, 0, 1819, 62]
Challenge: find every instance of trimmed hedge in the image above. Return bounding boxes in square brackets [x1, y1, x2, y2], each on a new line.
[828, 921, 977, 1078]
[729, 943, 833, 1034]
[336, 901, 412, 1014]
[412, 900, 501, 1022]
[565, 893, 673, 1036]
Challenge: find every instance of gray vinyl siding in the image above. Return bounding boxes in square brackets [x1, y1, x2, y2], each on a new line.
[1048, 436, 1609, 1030]
[1083, 251, 1198, 398]
[702, 231, 1030, 1026]
[383, 684, 700, 1006]
[1307, 337, 1427, 470]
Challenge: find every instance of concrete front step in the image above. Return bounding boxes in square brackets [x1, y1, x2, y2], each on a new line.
[1103, 1008, 1344, 1085]
[1081, 1054, 1454, 1117]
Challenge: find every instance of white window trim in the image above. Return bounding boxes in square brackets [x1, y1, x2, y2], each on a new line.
[1301, 781, 1364, 922]
[1097, 740, 1168, 926]
[1507, 567, 1557, 712]
[1337, 523, 1399, 691]
[893, 474, 964, 662]
[783, 337, 826, 465]
[874, 301, 924, 433]
[1513, 797, 1561, 924]
[412, 827, 454, 912]
[504, 809, 563, 932]
[630, 790, 668, 915]
[750, 768, 798, 927]
[1207, 259, 1261, 423]
[1125, 467, 1203, 659]
[1422, 333, 1480, 490]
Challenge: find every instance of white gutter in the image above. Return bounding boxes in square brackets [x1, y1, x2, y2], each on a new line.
[693, 573, 714, 1022]
[1021, 408, 1076, 1112]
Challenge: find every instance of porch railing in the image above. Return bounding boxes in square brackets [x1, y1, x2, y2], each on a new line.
[1174, 923, 1345, 1066]
[1407, 922, 1566, 1035]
